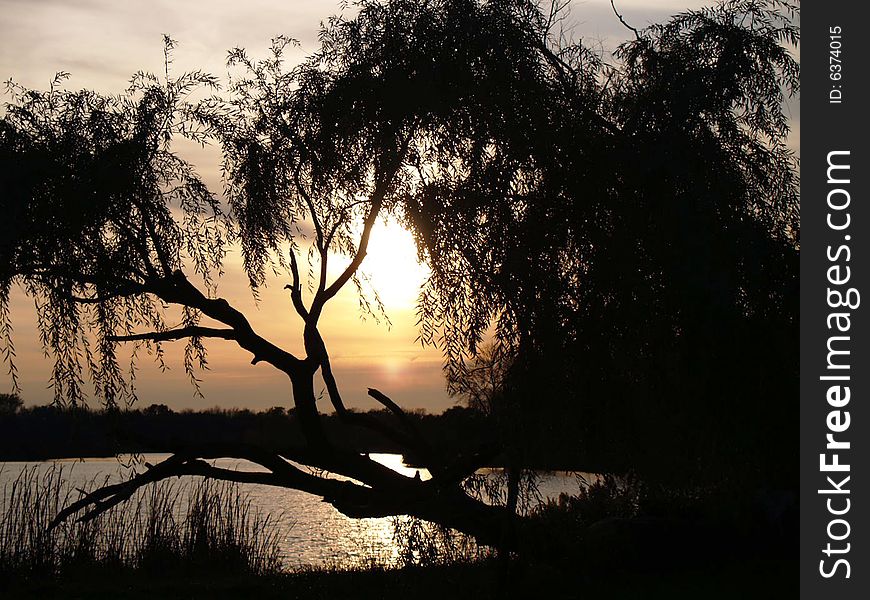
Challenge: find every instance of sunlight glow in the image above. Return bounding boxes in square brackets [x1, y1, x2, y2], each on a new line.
[357, 219, 430, 311]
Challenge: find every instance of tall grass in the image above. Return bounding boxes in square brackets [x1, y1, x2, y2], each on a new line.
[0, 464, 282, 581]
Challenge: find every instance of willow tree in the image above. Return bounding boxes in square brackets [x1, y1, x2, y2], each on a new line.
[0, 0, 799, 548]
[410, 0, 800, 482]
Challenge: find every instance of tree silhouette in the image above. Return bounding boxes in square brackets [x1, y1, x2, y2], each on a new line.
[418, 0, 799, 483]
[0, 0, 798, 550]
[0, 393, 23, 415]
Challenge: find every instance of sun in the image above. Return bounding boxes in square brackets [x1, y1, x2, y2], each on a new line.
[358, 219, 430, 311]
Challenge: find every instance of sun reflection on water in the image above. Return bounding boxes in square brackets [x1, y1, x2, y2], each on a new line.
[367, 452, 431, 481]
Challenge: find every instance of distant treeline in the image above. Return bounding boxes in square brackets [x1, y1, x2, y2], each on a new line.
[0, 403, 458, 461]
[0, 403, 601, 471]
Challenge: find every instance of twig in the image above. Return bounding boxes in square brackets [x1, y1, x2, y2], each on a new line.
[611, 0, 641, 40]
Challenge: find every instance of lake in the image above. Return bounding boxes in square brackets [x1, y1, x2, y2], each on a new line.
[0, 453, 592, 569]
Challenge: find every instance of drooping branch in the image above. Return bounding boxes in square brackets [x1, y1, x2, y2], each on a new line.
[294, 165, 326, 255]
[289, 160, 333, 298]
[134, 198, 175, 276]
[27, 266, 147, 299]
[69, 295, 122, 305]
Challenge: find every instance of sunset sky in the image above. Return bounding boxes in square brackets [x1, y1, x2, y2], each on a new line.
[0, 0, 797, 412]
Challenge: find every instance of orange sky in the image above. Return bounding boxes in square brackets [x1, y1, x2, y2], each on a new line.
[0, 0, 793, 412]
[5, 216, 447, 412]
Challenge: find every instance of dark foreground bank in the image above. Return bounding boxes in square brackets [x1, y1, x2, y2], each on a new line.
[2, 462, 797, 600]
[3, 558, 797, 600]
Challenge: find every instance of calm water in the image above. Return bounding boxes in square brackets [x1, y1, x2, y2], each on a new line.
[0, 453, 590, 568]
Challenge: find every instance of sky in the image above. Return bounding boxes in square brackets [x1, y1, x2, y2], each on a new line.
[0, 0, 797, 412]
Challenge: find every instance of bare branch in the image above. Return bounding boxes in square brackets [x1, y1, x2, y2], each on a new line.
[49, 444, 516, 549]
[367, 387, 430, 448]
[610, 0, 641, 40]
[285, 249, 310, 320]
[322, 351, 435, 464]
[108, 326, 237, 343]
[313, 139, 411, 318]
[49, 449, 387, 527]
[299, 318, 437, 468]
[318, 187, 384, 307]
[294, 165, 325, 254]
[543, 0, 571, 41]
[152, 270, 303, 373]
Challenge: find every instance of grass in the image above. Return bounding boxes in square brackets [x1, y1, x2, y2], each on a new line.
[0, 464, 282, 585]
[0, 463, 498, 598]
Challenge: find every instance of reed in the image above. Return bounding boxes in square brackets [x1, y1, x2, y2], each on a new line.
[0, 464, 282, 581]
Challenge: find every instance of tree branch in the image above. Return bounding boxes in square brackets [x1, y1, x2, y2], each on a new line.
[366, 388, 431, 450]
[312, 142, 409, 319]
[48, 444, 517, 550]
[294, 166, 325, 255]
[611, 0, 641, 40]
[108, 326, 237, 343]
[323, 352, 436, 465]
[285, 249, 310, 321]
[151, 271, 304, 374]
[292, 164, 333, 297]
[318, 187, 384, 307]
[69, 295, 119, 304]
[49, 449, 386, 527]
[299, 317, 439, 469]
[536, 42, 622, 137]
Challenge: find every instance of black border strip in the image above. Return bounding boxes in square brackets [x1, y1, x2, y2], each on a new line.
[801, 2, 868, 596]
